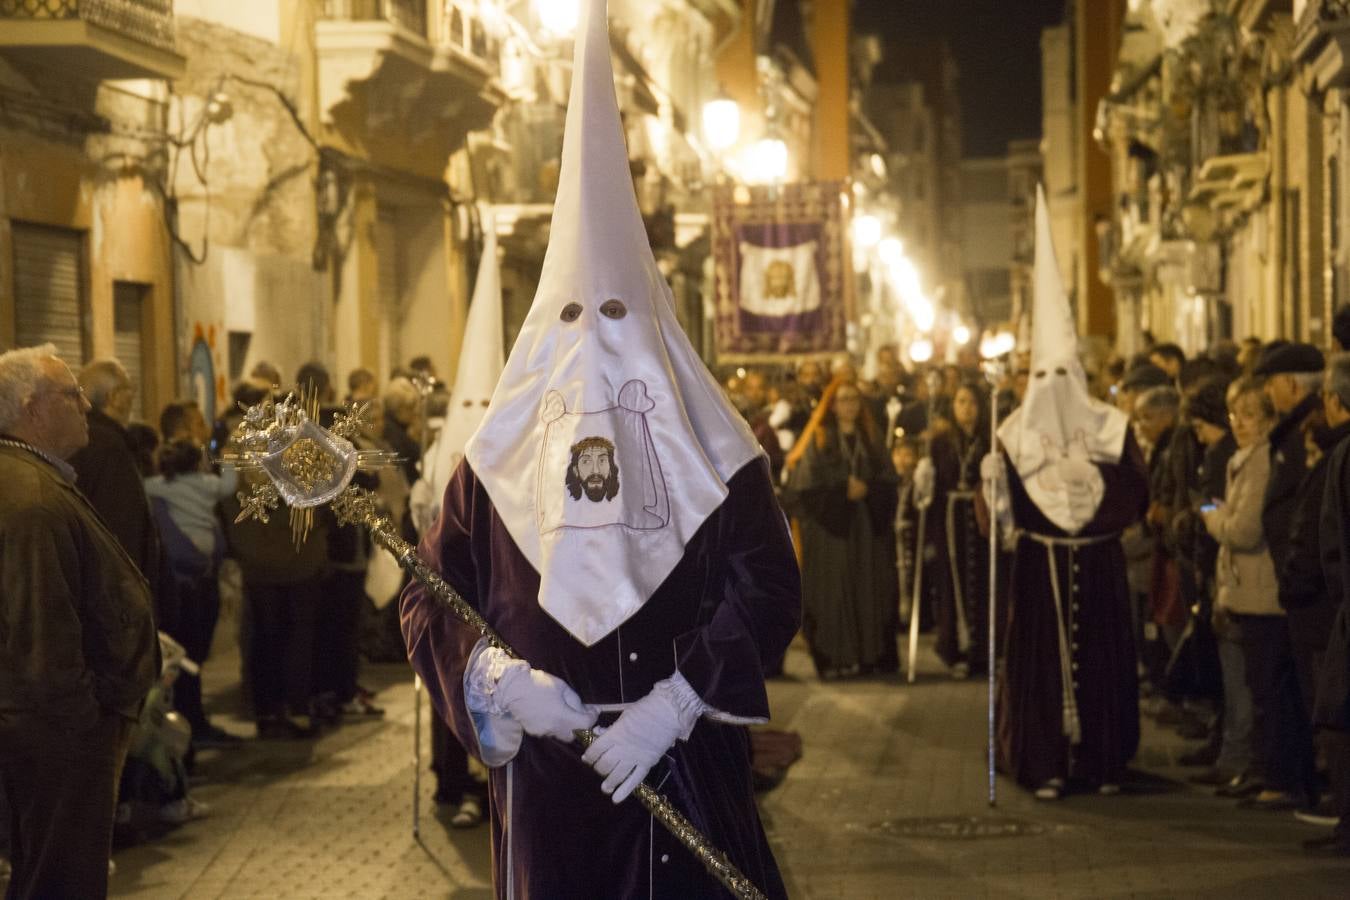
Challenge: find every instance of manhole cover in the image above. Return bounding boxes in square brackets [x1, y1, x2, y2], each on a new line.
[860, 816, 1045, 840]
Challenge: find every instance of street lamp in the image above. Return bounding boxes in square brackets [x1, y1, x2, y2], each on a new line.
[702, 92, 740, 153]
[852, 214, 882, 250]
[909, 338, 934, 363]
[878, 237, 905, 270]
[535, 0, 579, 37]
[744, 136, 788, 183]
[953, 323, 972, 346]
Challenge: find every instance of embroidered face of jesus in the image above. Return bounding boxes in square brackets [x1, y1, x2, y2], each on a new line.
[764, 260, 795, 299]
[567, 436, 620, 502]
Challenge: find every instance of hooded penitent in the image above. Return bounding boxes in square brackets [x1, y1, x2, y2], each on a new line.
[996, 186, 1129, 533]
[464, 0, 762, 646]
[411, 206, 505, 533]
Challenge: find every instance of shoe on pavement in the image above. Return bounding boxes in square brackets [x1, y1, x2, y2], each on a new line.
[1035, 778, 1064, 801]
[1216, 772, 1263, 799]
[159, 796, 211, 825]
[340, 696, 385, 717]
[951, 662, 971, 680]
[449, 798, 484, 829]
[1294, 797, 1341, 828]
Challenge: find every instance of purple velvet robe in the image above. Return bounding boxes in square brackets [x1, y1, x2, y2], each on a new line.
[996, 433, 1149, 791]
[401, 456, 799, 899]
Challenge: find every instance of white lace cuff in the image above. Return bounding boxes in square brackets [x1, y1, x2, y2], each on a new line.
[463, 640, 525, 767]
[653, 672, 707, 741]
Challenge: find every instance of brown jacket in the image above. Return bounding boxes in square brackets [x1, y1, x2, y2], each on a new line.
[1206, 441, 1281, 616]
[0, 440, 158, 725]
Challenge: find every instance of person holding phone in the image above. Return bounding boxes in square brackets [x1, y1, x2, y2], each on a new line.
[1201, 379, 1280, 805]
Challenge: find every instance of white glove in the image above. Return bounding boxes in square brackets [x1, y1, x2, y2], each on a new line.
[472, 648, 597, 742]
[912, 457, 935, 510]
[581, 674, 704, 803]
[980, 452, 1004, 485]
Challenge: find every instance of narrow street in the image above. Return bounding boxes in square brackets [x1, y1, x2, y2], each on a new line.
[103, 628, 1349, 899]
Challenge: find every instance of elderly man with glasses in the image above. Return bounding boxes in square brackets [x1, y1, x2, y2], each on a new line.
[0, 344, 158, 898]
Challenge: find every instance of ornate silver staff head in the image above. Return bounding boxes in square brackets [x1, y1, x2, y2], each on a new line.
[226, 395, 396, 526]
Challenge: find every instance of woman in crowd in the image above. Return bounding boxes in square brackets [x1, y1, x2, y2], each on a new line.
[786, 377, 899, 677]
[144, 439, 239, 750]
[931, 380, 992, 678]
[1201, 379, 1278, 803]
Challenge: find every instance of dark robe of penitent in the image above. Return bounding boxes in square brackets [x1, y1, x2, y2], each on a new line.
[402, 457, 798, 898]
[997, 433, 1148, 790]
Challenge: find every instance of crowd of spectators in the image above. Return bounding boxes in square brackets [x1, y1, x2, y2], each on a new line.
[0, 349, 467, 891]
[724, 306, 1350, 854]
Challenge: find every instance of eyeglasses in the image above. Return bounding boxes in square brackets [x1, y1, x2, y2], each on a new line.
[40, 385, 86, 402]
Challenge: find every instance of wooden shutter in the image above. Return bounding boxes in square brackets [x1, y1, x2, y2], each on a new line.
[12, 222, 86, 366]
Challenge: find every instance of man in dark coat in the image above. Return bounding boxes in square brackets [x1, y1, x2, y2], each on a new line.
[1250, 343, 1325, 809]
[0, 345, 158, 898]
[69, 358, 165, 625]
[1308, 353, 1350, 856]
[401, 3, 799, 895]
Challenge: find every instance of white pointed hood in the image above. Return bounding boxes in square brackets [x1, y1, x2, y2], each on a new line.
[464, 0, 761, 645]
[412, 206, 505, 533]
[997, 186, 1128, 533]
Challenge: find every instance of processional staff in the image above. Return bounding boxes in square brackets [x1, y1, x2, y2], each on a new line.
[225, 395, 770, 900]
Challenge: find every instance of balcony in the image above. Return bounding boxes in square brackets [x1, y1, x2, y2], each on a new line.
[1294, 0, 1350, 88]
[0, 0, 185, 80]
[316, 0, 505, 169]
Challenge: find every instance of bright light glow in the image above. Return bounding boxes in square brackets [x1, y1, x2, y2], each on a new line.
[535, 0, 579, 36]
[979, 330, 1017, 360]
[878, 237, 905, 269]
[702, 96, 740, 152]
[744, 137, 788, 183]
[911, 297, 935, 333]
[869, 153, 886, 178]
[909, 338, 934, 363]
[852, 215, 882, 249]
[953, 323, 972, 345]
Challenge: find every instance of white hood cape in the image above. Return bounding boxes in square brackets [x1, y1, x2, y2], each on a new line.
[996, 186, 1129, 533]
[463, 0, 761, 645]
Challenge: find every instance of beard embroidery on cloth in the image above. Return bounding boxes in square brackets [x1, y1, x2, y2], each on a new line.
[537, 379, 670, 533]
[567, 436, 620, 502]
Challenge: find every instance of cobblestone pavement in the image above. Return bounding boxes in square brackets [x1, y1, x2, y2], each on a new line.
[84, 633, 1348, 899]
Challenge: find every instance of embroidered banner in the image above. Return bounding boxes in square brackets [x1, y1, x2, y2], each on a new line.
[712, 181, 849, 359]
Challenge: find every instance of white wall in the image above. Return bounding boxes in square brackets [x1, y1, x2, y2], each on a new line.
[173, 0, 281, 45]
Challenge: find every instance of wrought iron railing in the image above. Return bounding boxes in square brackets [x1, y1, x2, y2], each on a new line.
[0, 0, 176, 51]
[322, 0, 429, 40]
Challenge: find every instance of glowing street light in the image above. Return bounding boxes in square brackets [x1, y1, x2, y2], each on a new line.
[979, 330, 1016, 360]
[744, 136, 788, 183]
[953, 323, 972, 346]
[909, 338, 934, 363]
[852, 214, 882, 249]
[702, 93, 740, 153]
[878, 236, 905, 269]
[535, 0, 579, 36]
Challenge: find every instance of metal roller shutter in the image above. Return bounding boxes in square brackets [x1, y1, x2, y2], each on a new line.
[113, 282, 147, 422]
[12, 222, 86, 367]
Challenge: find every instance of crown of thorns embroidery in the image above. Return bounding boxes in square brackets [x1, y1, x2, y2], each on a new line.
[567, 435, 620, 502]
